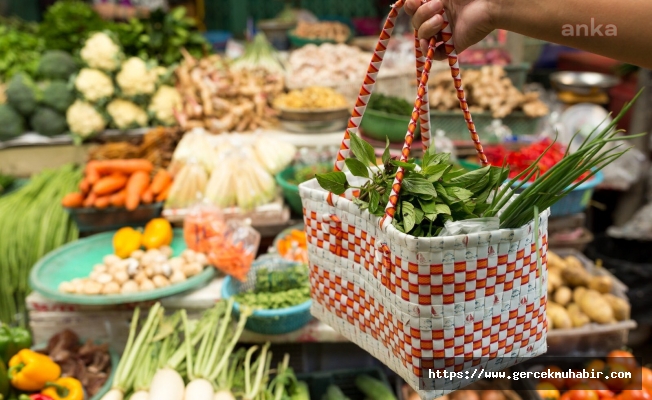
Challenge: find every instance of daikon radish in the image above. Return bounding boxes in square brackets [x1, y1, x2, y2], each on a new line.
[148, 368, 185, 400]
[129, 391, 149, 400]
[184, 378, 214, 400]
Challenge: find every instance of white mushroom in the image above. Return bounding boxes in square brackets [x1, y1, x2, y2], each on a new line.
[160, 263, 172, 277]
[130, 249, 145, 260]
[169, 270, 186, 284]
[182, 249, 197, 263]
[82, 281, 103, 295]
[70, 278, 85, 294]
[144, 265, 155, 278]
[89, 270, 102, 281]
[102, 281, 121, 294]
[113, 270, 130, 285]
[140, 279, 156, 291]
[59, 281, 75, 293]
[134, 271, 148, 285]
[126, 258, 140, 276]
[159, 245, 173, 258]
[183, 262, 203, 277]
[93, 264, 108, 273]
[121, 280, 139, 294]
[195, 252, 208, 266]
[103, 254, 121, 266]
[152, 275, 170, 288]
[169, 257, 184, 270]
[95, 273, 114, 285]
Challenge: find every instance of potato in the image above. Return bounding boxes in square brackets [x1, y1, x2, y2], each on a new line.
[548, 270, 563, 292]
[573, 286, 586, 304]
[547, 302, 572, 329]
[562, 264, 591, 287]
[588, 275, 613, 294]
[565, 255, 584, 269]
[546, 251, 566, 271]
[579, 289, 615, 324]
[554, 286, 572, 306]
[567, 303, 590, 328]
[602, 293, 630, 321]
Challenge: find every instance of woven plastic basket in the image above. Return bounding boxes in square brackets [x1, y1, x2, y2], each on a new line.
[298, 2, 549, 398]
[221, 256, 313, 335]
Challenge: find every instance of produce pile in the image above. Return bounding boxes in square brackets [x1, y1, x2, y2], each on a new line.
[100, 301, 309, 400]
[174, 48, 283, 133]
[367, 93, 413, 116]
[273, 87, 348, 110]
[428, 66, 549, 118]
[546, 251, 630, 330]
[0, 165, 80, 324]
[233, 263, 311, 309]
[293, 21, 351, 43]
[458, 48, 512, 66]
[62, 159, 173, 210]
[276, 229, 308, 263]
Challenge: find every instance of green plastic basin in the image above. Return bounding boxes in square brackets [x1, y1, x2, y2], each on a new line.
[276, 166, 303, 215]
[360, 109, 421, 143]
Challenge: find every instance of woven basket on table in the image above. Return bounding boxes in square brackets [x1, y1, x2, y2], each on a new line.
[298, 1, 549, 399]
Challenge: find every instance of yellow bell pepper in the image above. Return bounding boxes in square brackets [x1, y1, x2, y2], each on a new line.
[113, 227, 142, 258]
[8, 349, 61, 391]
[142, 218, 173, 250]
[42, 377, 83, 400]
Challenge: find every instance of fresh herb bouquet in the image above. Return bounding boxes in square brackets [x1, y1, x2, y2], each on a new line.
[315, 92, 641, 236]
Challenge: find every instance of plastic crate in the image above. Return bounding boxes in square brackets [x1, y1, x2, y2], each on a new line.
[430, 110, 542, 140]
[296, 367, 392, 400]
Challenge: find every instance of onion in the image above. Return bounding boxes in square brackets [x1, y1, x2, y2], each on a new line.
[185, 379, 214, 400]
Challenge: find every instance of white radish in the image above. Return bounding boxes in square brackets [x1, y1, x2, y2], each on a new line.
[148, 368, 185, 400]
[130, 391, 149, 400]
[100, 388, 124, 400]
[214, 391, 236, 400]
[185, 378, 214, 400]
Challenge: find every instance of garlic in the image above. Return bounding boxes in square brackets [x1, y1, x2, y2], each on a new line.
[195, 252, 208, 266]
[93, 264, 108, 273]
[102, 281, 121, 294]
[103, 254, 121, 266]
[152, 275, 170, 288]
[160, 245, 173, 258]
[140, 279, 156, 291]
[82, 281, 103, 295]
[183, 262, 203, 277]
[130, 249, 145, 260]
[169, 257, 184, 270]
[95, 273, 113, 284]
[134, 271, 147, 285]
[121, 280, 139, 293]
[113, 270, 129, 285]
[59, 281, 75, 293]
[169, 270, 186, 284]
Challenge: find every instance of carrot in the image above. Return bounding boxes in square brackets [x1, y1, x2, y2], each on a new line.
[125, 171, 150, 211]
[95, 159, 154, 175]
[92, 173, 128, 196]
[79, 178, 90, 195]
[155, 181, 172, 202]
[141, 187, 154, 204]
[94, 195, 111, 209]
[83, 192, 97, 208]
[86, 161, 100, 185]
[150, 169, 172, 195]
[61, 192, 84, 208]
[110, 190, 126, 207]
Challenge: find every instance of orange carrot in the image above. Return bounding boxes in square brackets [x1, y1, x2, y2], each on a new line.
[86, 161, 100, 185]
[125, 171, 150, 211]
[79, 178, 90, 195]
[61, 192, 84, 208]
[141, 187, 154, 204]
[94, 195, 111, 209]
[110, 190, 126, 207]
[92, 173, 128, 196]
[150, 169, 172, 195]
[95, 159, 154, 175]
[83, 192, 97, 208]
[155, 181, 171, 202]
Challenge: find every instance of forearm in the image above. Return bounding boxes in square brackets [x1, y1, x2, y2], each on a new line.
[495, 0, 652, 68]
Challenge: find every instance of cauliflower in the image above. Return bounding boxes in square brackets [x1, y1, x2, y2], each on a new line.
[107, 99, 148, 129]
[116, 57, 158, 97]
[148, 85, 182, 125]
[75, 68, 114, 103]
[80, 32, 122, 72]
[66, 100, 106, 141]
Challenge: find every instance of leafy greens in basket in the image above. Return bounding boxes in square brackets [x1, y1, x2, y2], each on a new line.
[316, 92, 641, 235]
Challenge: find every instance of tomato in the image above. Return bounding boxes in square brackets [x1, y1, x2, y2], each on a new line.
[607, 351, 638, 373]
[588, 360, 607, 375]
[586, 380, 616, 399]
[619, 385, 652, 400]
[567, 370, 590, 388]
[604, 364, 632, 391]
[561, 393, 573, 400]
[537, 383, 561, 400]
[631, 367, 652, 393]
[543, 366, 567, 390]
[568, 389, 599, 400]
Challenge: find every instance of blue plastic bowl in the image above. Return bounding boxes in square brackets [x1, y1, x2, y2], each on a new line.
[221, 257, 313, 335]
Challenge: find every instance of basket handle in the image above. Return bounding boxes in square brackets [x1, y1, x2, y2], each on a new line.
[327, 0, 489, 230]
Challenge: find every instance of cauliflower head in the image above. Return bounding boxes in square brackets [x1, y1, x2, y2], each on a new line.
[148, 85, 182, 125]
[80, 32, 123, 72]
[66, 100, 106, 139]
[107, 99, 148, 129]
[75, 68, 114, 103]
[116, 57, 158, 97]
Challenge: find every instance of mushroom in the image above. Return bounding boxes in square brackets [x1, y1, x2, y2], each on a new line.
[126, 258, 140, 277]
[121, 280, 139, 294]
[139, 279, 156, 291]
[159, 246, 173, 258]
[195, 252, 208, 266]
[93, 264, 108, 274]
[133, 271, 148, 285]
[182, 249, 196, 263]
[82, 281, 103, 295]
[70, 278, 85, 294]
[130, 249, 145, 260]
[89, 270, 102, 281]
[144, 265, 155, 278]
[94, 273, 113, 285]
[169, 270, 186, 284]
[152, 275, 170, 288]
[59, 281, 75, 293]
[183, 262, 203, 277]
[113, 270, 129, 285]
[102, 281, 121, 295]
[103, 254, 121, 266]
[169, 257, 184, 270]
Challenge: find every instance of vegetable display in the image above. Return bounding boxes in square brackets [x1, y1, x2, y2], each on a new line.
[293, 21, 351, 43]
[0, 165, 81, 325]
[39, 1, 107, 54]
[233, 264, 310, 309]
[8, 349, 61, 391]
[0, 21, 45, 80]
[429, 66, 549, 118]
[288, 163, 332, 186]
[273, 87, 348, 110]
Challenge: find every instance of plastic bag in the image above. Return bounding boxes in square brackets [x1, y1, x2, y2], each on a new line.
[168, 128, 215, 176]
[165, 159, 209, 210]
[438, 217, 500, 236]
[183, 201, 226, 253]
[207, 219, 260, 282]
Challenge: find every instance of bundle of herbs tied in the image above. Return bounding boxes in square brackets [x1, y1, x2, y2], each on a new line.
[316, 93, 641, 235]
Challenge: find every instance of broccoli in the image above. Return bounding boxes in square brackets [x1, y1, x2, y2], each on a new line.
[40, 80, 74, 113]
[6, 73, 38, 116]
[36, 50, 78, 80]
[30, 107, 67, 137]
[0, 104, 25, 139]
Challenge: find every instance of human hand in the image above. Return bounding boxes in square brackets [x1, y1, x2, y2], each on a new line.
[404, 0, 499, 60]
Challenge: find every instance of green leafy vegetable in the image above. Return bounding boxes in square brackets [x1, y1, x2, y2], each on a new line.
[367, 93, 413, 116]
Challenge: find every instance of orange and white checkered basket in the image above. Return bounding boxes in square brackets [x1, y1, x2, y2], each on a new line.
[298, 1, 549, 398]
